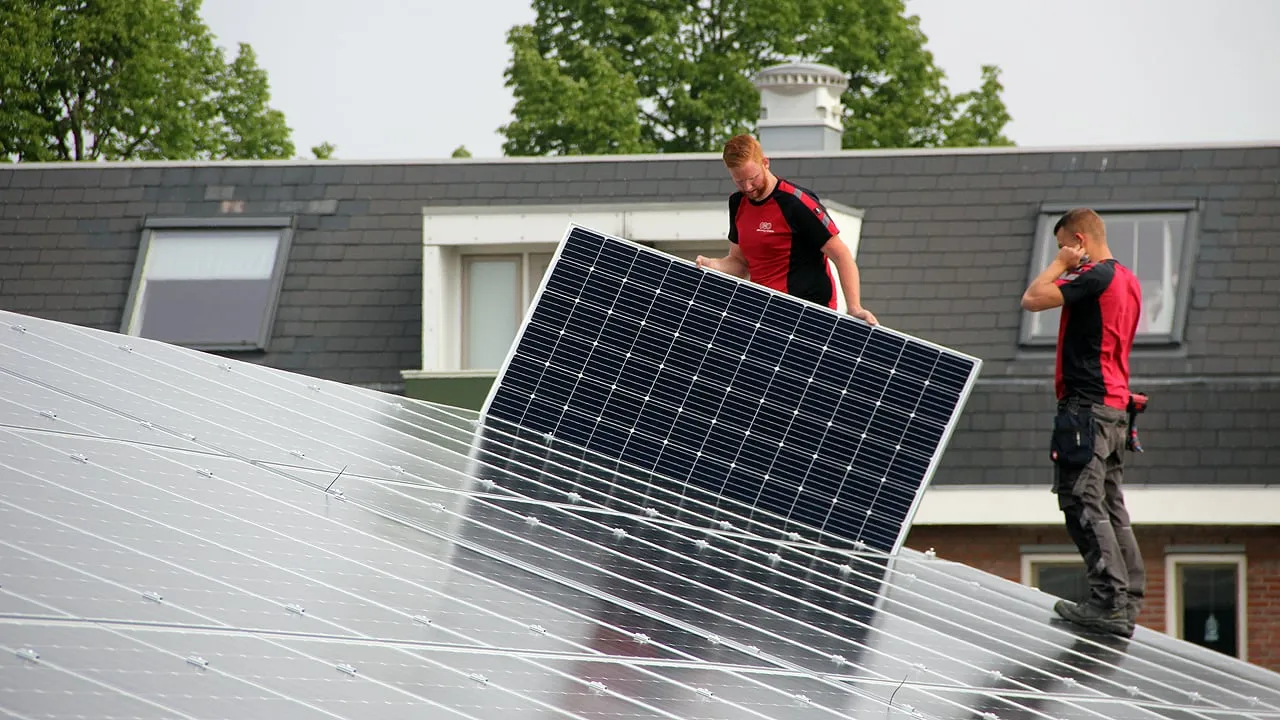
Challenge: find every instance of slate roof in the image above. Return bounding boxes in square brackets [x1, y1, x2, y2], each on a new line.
[2, 142, 1278, 486]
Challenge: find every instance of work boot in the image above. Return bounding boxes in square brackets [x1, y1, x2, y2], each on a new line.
[1126, 594, 1144, 626]
[1053, 599, 1134, 637]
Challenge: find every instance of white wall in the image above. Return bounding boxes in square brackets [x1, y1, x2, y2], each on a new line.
[418, 202, 865, 373]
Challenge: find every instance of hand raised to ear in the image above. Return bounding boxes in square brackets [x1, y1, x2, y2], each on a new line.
[1056, 244, 1088, 268]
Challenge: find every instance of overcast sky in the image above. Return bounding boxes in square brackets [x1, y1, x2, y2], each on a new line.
[199, 0, 1280, 160]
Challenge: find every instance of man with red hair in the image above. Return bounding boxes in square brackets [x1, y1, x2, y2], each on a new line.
[697, 134, 877, 325]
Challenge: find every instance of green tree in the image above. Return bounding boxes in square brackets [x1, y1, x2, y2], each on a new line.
[500, 0, 1013, 155]
[939, 65, 1013, 147]
[450, 144, 472, 158]
[0, 0, 294, 161]
[501, 24, 645, 156]
[311, 141, 337, 159]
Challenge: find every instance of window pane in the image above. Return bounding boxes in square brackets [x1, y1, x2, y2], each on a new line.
[528, 253, 555, 302]
[141, 280, 275, 346]
[130, 230, 284, 348]
[1108, 218, 1137, 269]
[1034, 563, 1089, 604]
[1134, 218, 1181, 335]
[147, 231, 280, 280]
[1179, 564, 1239, 657]
[465, 258, 520, 370]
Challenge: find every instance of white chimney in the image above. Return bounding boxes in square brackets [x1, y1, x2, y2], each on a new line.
[752, 62, 848, 153]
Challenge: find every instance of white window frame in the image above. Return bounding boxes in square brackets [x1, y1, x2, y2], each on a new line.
[121, 216, 294, 352]
[1019, 202, 1199, 348]
[1165, 552, 1248, 661]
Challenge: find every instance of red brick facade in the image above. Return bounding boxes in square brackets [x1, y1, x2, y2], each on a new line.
[904, 524, 1280, 672]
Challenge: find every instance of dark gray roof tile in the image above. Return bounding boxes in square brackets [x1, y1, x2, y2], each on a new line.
[110, 186, 143, 203]
[642, 162, 680, 180]
[1211, 148, 1250, 167]
[793, 157, 832, 178]
[341, 166, 376, 184]
[368, 166, 403, 185]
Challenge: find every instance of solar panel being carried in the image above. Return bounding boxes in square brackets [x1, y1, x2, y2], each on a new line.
[480, 224, 981, 553]
[1, 251, 1278, 718]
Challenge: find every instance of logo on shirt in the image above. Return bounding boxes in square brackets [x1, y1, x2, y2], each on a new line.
[756, 221, 773, 233]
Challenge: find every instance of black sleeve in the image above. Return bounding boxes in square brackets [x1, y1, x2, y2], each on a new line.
[1056, 262, 1115, 305]
[778, 190, 838, 252]
[727, 193, 743, 244]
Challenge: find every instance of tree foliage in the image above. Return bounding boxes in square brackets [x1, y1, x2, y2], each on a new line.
[0, 0, 294, 161]
[939, 65, 1013, 147]
[311, 141, 337, 159]
[500, 0, 1013, 155]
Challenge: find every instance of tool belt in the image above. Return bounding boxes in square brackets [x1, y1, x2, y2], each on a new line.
[1050, 392, 1149, 467]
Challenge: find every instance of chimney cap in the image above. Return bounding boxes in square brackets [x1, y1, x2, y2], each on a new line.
[752, 62, 849, 92]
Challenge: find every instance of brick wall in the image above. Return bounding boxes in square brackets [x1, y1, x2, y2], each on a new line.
[905, 524, 1280, 671]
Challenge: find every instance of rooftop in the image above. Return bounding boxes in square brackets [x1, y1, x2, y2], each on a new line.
[2, 308, 1277, 718]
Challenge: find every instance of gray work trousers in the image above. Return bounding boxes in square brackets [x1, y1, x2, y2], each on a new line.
[1054, 403, 1147, 610]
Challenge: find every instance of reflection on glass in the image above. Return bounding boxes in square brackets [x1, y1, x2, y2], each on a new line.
[464, 256, 521, 369]
[1032, 562, 1089, 604]
[1178, 563, 1239, 657]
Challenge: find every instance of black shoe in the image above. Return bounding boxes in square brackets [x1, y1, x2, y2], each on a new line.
[1054, 599, 1134, 637]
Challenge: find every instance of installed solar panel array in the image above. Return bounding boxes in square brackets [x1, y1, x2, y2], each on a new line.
[1, 305, 1278, 718]
[482, 225, 980, 553]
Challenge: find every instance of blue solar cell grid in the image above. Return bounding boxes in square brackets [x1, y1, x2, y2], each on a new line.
[481, 225, 981, 553]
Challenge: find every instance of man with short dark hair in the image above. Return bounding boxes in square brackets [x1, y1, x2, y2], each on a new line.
[1021, 207, 1147, 637]
[697, 134, 877, 325]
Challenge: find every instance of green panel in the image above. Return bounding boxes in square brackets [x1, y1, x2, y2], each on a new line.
[403, 374, 496, 411]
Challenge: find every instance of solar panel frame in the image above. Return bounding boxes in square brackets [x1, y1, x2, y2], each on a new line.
[478, 223, 983, 554]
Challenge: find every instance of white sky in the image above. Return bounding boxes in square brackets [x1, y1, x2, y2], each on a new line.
[199, 0, 1280, 160]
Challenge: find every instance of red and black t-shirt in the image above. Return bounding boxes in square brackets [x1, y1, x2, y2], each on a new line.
[1054, 259, 1142, 410]
[728, 179, 839, 309]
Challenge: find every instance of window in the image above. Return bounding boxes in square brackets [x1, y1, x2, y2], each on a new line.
[458, 243, 720, 370]
[122, 217, 293, 351]
[1021, 552, 1088, 603]
[461, 250, 554, 370]
[1166, 553, 1247, 660]
[1020, 204, 1199, 347]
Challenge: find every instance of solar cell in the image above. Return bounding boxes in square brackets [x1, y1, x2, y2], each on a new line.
[481, 224, 982, 553]
[2, 308, 1277, 720]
